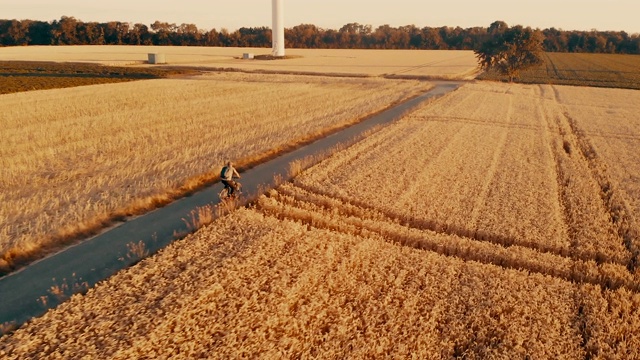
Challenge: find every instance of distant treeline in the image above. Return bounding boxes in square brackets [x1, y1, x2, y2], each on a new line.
[1, 17, 639, 54]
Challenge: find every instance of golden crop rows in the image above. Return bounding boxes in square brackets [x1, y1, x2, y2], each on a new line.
[258, 183, 634, 290]
[1, 204, 638, 358]
[2, 81, 639, 357]
[554, 85, 640, 223]
[295, 82, 638, 270]
[0, 72, 432, 272]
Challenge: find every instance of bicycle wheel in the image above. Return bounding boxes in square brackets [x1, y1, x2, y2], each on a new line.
[218, 187, 230, 201]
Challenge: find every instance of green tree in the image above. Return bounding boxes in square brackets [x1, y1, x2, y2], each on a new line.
[2, 20, 31, 45]
[422, 27, 444, 49]
[203, 28, 221, 46]
[475, 22, 544, 81]
[51, 16, 79, 45]
[338, 23, 371, 48]
[176, 23, 201, 45]
[76, 22, 104, 44]
[129, 23, 152, 45]
[289, 24, 322, 48]
[150, 21, 175, 45]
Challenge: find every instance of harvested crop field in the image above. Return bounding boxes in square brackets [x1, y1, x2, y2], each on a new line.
[0, 72, 432, 274]
[478, 52, 640, 89]
[2, 82, 639, 358]
[0, 46, 480, 79]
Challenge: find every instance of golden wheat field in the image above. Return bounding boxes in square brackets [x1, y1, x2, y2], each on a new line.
[2, 82, 639, 358]
[293, 82, 640, 273]
[0, 45, 480, 78]
[0, 72, 432, 272]
[554, 86, 640, 221]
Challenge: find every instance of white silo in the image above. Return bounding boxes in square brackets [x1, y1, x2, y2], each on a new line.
[272, 0, 285, 56]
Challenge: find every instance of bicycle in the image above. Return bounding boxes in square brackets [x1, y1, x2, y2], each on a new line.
[218, 180, 242, 201]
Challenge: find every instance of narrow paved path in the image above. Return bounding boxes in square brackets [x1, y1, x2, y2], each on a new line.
[0, 81, 463, 327]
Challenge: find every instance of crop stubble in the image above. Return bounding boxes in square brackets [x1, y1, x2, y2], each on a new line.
[2, 82, 639, 357]
[0, 46, 480, 79]
[478, 52, 640, 90]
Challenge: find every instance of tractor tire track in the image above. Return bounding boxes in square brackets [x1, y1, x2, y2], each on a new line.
[550, 85, 639, 274]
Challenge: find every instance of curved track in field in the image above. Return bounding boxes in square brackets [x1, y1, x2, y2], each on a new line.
[0, 81, 463, 328]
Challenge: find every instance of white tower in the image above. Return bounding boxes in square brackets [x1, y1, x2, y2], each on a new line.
[272, 0, 285, 57]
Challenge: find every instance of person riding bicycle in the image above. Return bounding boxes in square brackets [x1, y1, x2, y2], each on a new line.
[220, 161, 241, 197]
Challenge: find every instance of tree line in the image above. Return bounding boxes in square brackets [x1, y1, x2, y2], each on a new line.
[1, 16, 639, 54]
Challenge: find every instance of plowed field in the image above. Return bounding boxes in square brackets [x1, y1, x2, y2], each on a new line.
[478, 52, 640, 89]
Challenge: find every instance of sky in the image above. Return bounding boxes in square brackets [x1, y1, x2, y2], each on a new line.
[3, 0, 640, 34]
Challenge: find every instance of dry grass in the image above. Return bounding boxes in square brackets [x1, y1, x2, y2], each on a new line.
[0, 46, 480, 79]
[125, 241, 149, 262]
[0, 209, 585, 358]
[2, 82, 639, 358]
[37, 273, 89, 308]
[2, 206, 638, 358]
[258, 183, 635, 291]
[554, 85, 640, 271]
[0, 71, 431, 274]
[554, 86, 640, 218]
[294, 82, 636, 269]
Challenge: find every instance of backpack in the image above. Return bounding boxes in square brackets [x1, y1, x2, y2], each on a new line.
[221, 166, 230, 179]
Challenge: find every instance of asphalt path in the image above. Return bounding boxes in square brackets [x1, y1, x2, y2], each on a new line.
[0, 81, 463, 327]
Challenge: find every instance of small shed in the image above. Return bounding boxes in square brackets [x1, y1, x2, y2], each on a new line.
[148, 53, 166, 64]
[242, 53, 254, 60]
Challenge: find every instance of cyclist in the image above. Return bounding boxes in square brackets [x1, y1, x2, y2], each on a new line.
[220, 161, 241, 197]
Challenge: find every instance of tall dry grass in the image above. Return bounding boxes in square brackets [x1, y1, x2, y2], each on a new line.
[553, 85, 640, 272]
[2, 206, 638, 358]
[0, 208, 586, 358]
[258, 183, 635, 291]
[0, 72, 432, 273]
[2, 82, 640, 358]
[294, 82, 634, 270]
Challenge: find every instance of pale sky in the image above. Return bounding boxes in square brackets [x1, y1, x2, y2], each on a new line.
[3, 0, 639, 34]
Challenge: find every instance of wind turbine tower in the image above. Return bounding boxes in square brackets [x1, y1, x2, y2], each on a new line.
[272, 0, 285, 57]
